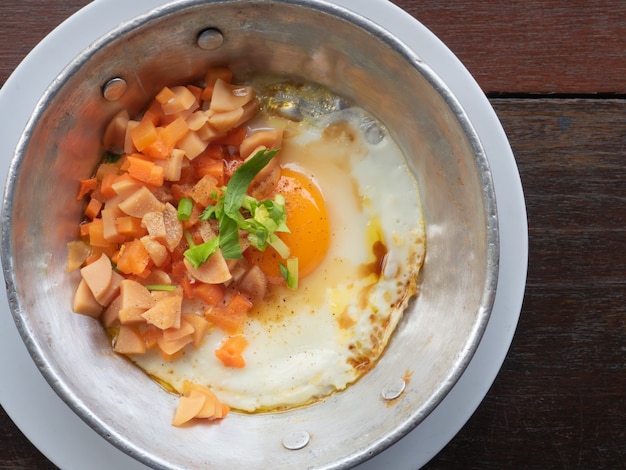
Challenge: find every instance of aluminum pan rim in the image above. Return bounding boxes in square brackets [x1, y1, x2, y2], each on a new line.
[1, 0, 499, 468]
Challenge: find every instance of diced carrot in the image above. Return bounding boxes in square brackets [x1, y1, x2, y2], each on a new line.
[200, 143, 228, 160]
[130, 119, 158, 152]
[84, 198, 103, 220]
[126, 155, 164, 186]
[116, 239, 151, 275]
[212, 126, 247, 146]
[142, 132, 170, 160]
[156, 86, 176, 105]
[169, 259, 188, 279]
[116, 216, 146, 238]
[215, 334, 248, 368]
[189, 174, 219, 206]
[227, 292, 253, 315]
[170, 182, 193, 202]
[99, 172, 118, 200]
[193, 283, 225, 306]
[142, 99, 165, 126]
[204, 306, 247, 335]
[77, 178, 98, 200]
[134, 266, 153, 280]
[178, 276, 195, 300]
[192, 153, 225, 186]
[161, 116, 189, 148]
[88, 219, 113, 248]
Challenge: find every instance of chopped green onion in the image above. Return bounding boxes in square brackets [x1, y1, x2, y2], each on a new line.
[218, 215, 242, 259]
[177, 197, 193, 221]
[223, 148, 280, 217]
[180, 148, 296, 287]
[280, 257, 299, 289]
[183, 237, 220, 269]
[267, 233, 290, 259]
[145, 284, 177, 292]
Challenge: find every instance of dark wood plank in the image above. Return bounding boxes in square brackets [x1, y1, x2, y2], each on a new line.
[390, 0, 626, 94]
[0, 0, 91, 87]
[0, 0, 625, 469]
[1, 1, 626, 93]
[425, 98, 626, 469]
[0, 407, 57, 469]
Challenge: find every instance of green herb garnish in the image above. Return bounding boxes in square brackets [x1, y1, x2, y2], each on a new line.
[184, 147, 299, 288]
[183, 232, 220, 269]
[145, 284, 177, 292]
[177, 197, 193, 221]
[280, 258, 299, 289]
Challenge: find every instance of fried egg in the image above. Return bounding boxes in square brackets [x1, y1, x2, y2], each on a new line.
[131, 102, 426, 413]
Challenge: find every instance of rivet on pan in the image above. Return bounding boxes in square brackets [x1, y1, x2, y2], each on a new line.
[102, 78, 127, 101]
[282, 430, 310, 450]
[381, 378, 406, 401]
[197, 28, 224, 50]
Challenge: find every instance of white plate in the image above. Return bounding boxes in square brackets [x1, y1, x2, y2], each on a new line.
[0, 0, 527, 468]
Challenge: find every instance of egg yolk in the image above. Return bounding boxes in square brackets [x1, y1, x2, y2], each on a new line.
[246, 168, 330, 283]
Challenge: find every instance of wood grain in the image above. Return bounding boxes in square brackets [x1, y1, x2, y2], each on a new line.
[422, 99, 626, 469]
[1, 1, 625, 94]
[1, 1, 625, 469]
[390, 0, 626, 94]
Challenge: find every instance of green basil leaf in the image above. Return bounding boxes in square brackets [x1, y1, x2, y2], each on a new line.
[223, 148, 279, 217]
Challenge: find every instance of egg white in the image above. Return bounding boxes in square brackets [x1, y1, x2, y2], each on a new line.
[130, 108, 425, 412]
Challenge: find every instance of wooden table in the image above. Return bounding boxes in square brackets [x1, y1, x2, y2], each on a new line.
[1, 1, 624, 468]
